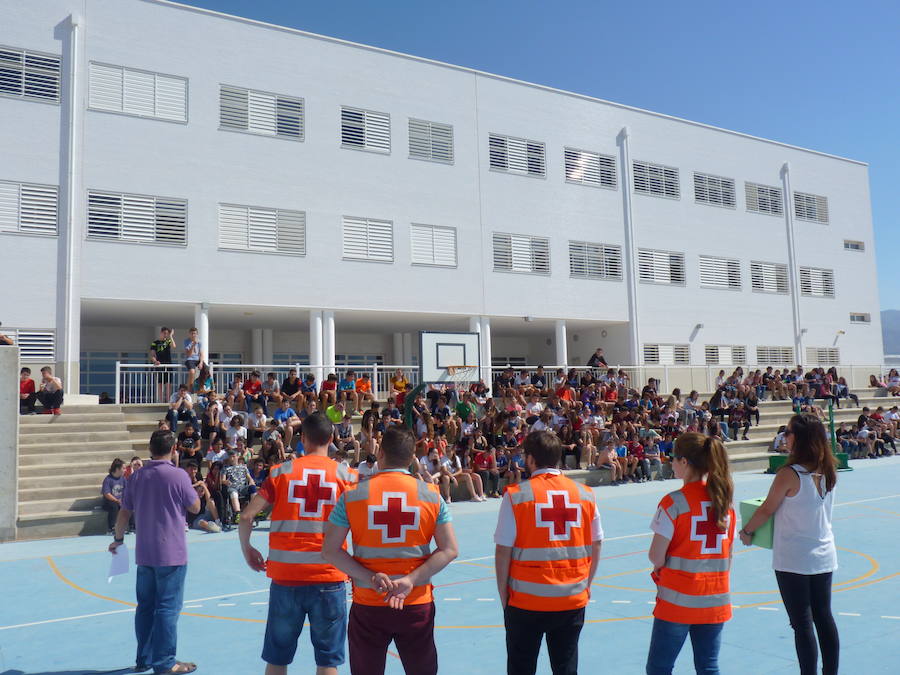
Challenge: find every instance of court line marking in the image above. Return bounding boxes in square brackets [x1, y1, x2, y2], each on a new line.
[882, 615, 900, 620]
[217, 603, 236, 607]
[838, 612, 860, 616]
[758, 607, 779, 611]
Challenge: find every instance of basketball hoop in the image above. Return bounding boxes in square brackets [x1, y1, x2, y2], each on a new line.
[444, 365, 478, 388]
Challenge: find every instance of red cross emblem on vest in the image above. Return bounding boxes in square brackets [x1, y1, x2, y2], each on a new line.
[535, 490, 581, 541]
[287, 469, 337, 519]
[368, 491, 420, 544]
[690, 501, 728, 554]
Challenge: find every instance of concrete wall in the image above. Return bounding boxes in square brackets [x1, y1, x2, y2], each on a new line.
[0, 346, 19, 541]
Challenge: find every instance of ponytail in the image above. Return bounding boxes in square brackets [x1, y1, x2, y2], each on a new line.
[672, 432, 734, 529]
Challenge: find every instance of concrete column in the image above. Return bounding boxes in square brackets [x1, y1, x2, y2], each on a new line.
[480, 316, 492, 385]
[57, 15, 84, 395]
[323, 311, 336, 375]
[309, 310, 323, 382]
[781, 162, 804, 365]
[402, 332, 414, 365]
[555, 319, 568, 368]
[393, 332, 404, 364]
[617, 126, 641, 365]
[0, 346, 19, 541]
[262, 329, 274, 365]
[251, 328, 263, 365]
[193, 303, 209, 365]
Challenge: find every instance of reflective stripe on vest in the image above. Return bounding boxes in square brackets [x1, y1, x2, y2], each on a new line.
[270, 460, 294, 478]
[353, 544, 432, 559]
[656, 586, 731, 609]
[268, 549, 328, 565]
[511, 545, 591, 562]
[344, 479, 371, 502]
[665, 490, 690, 522]
[665, 556, 731, 573]
[337, 463, 355, 483]
[269, 519, 325, 534]
[508, 577, 590, 598]
[509, 481, 534, 505]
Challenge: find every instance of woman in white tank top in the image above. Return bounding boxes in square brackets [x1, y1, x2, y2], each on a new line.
[739, 413, 839, 675]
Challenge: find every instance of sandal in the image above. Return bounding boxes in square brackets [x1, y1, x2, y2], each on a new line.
[161, 662, 197, 674]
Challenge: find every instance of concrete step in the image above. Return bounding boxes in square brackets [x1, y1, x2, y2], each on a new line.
[18, 495, 101, 517]
[20, 412, 126, 426]
[19, 421, 126, 435]
[19, 471, 111, 489]
[20, 404, 119, 416]
[19, 460, 112, 478]
[19, 447, 136, 467]
[19, 483, 104, 502]
[19, 430, 132, 446]
[18, 439, 134, 455]
[16, 509, 106, 539]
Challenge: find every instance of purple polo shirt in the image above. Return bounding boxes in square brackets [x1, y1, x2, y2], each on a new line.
[121, 460, 198, 567]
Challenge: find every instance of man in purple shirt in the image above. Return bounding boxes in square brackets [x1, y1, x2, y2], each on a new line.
[109, 430, 200, 674]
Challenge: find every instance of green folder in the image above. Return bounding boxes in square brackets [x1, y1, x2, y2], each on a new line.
[739, 498, 773, 549]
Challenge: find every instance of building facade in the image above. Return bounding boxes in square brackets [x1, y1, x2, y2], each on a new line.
[0, 0, 884, 395]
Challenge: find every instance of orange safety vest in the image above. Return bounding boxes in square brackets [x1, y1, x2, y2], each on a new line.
[343, 470, 441, 606]
[266, 454, 357, 584]
[505, 472, 598, 612]
[652, 481, 736, 624]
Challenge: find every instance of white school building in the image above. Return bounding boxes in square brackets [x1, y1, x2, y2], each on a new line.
[0, 0, 885, 398]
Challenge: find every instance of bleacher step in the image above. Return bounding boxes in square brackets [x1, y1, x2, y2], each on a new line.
[19, 430, 132, 446]
[19, 484, 105, 502]
[16, 510, 106, 539]
[18, 496, 101, 517]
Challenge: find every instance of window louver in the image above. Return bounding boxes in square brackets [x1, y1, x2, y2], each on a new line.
[410, 224, 457, 266]
[341, 107, 390, 153]
[643, 344, 690, 365]
[799, 267, 835, 298]
[568, 241, 622, 280]
[564, 148, 616, 188]
[699, 256, 741, 289]
[342, 216, 394, 262]
[632, 161, 679, 198]
[489, 134, 546, 177]
[0, 180, 58, 235]
[693, 172, 736, 208]
[806, 347, 840, 365]
[756, 346, 794, 364]
[750, 261, 789, 294]
[637, 249, 685, 285]
[218, 204, 306, 255]
[705, 345, 747, 365]
[6, 329, 55, 361]
[89, 62, 187, 122]
[219, 85, 303, 140]
[793, 191, 829, 223]
[408, 119, 454, 163]
[745, 182, 783, 216]
[87, 190, 187, 245]
[492, 233, 550, 274]
[0, 46, 60, 103]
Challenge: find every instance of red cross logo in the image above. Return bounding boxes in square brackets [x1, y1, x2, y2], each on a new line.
[535, 490, 581, 541]
[368, 491, 420, 543]
[287, 469, 337, 519]
[690, 501, 728, 554]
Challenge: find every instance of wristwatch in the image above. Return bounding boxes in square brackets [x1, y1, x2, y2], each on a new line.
[113, 536, 124, 543]
[739, 528, 752, 537]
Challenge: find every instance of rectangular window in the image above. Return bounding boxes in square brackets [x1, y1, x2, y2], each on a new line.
[0, 46, 60, 103]
[88, 62, 187, 122]
[699, 255, 742, 290]
[568, 241, 622, 280]
[492, 232, 550, 274]
[799, 267, 835, 298]
[745, 182, 784, 216]
[218, 204, 306, 255]
[410, 223, 457, 267]
[564, 148, 616, 188]
[341, 107, 390, 153]
[87, 190, 187, 245]
[219, 84, 304, 140]
[693, 172, 736, 208]
[632, 161, 679, 199]
[806, 347, 840, 365]
[849, 313, 871, 324]
[637, 249, 686, 285]
[704, 345, 747, 365]
[794, 191, 829, 224]
[843, 240, 864, 252]
[750, 261, 789, 294]
[643, 344, 690, 365]
[5, 329, 55, 361]
[342, 216, 394, 262]
[0, 180, 58, 235]
[408, 119, 453, 163]
[489, 133, 546, 177]
[756, 346, 794, 364]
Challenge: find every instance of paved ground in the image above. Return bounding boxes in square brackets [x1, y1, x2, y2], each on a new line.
[2, 457, 899, 674]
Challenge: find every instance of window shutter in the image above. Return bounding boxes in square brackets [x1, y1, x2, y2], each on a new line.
[408, 119, 454, 163]
[218, 204, 304, 255]
[745, 182, 783, 215]
[88, 190, 185, 245]
[276, 209, 306, 254]
[248, 90, 277, 135]
[155, 198, 187, 245]
[693, 172, 736, 207]
[0, 180, 58, 235]
[492, 232, 512, 270]
[643, 344, 660, 364]
[633, 161, 679, 198]
[569, 241, 622, 280]
[342, 216, 393, 262]
[0, 46, 60, 102]
[488, 134, 545, 176]
[121, 194, 156, 242]
[87, 192, 123, 239]
[645, 344, 689, 365]
[410, 224, 456, 266]
[11, 330, 55, 361]
[219, 85, 303, 140]
[218, 204, 249, 249]
[248, 207, 278, 251]
[219, 85, 249, 130]
[0, 181, 17, 232]
[699, 256, 741, 289]
[89, 62, 187, 122]
[806, 347, 839, 365]
[750, 261, 789, 294]
[564, 148, 616, 188]
[89, 62, 123, 111]
[799, 267, 835, 297]
[756, 346, 794, 364]
[794, 191, 829, 223]
[276, 96, 303, 138]
[122, 68, 156, 117]
[705, 345, 746, 365]
[493, 233, 549, 274]
[154, 74, 187, 121]
[341, 107, 390, 153]
[638, 249, 685, 285]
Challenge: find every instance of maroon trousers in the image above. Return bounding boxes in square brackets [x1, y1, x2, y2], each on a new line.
[348, 601, 437, 675]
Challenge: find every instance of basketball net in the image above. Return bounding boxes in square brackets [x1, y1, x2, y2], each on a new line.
[445, 365, 478, 389]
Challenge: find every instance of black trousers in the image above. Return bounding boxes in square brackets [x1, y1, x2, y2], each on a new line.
[775, 571, 840, 675]
[504, 604, 584, 675]
[102, 500, 120, 531]
[478, 470, 500, 495]
[37, 389, 63, 410]
[20, 393, 36, 414]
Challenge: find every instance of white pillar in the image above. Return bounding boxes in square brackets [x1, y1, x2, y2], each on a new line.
[323, 311, 336, 375]
[393, 332, 404, 364]
[193, 303, 209, 365]
[480, 316, 492, 386]
[781, 162, 804, 365]
[555, 319, 568, 368]
[309, 310, 323, 382]
[618, 126, 641, 365]
[262, 329, 274, 365]
[251, 328, 263, 365]
[402, 332, 414, 366]
[0, 346, 19, 541]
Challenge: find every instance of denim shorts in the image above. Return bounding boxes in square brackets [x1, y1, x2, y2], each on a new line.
[262, 580, 347, 667]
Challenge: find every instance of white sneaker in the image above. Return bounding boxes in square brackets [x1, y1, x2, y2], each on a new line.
[207, 521, 222, 533]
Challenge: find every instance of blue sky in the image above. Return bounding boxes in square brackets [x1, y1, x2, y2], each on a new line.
[178, 0, 900, 310]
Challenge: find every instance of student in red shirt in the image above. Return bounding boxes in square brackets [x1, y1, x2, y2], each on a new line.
[319, 373, 338, 408]
[242, 371, 265, 412]
[473, 447, 501, 497]
[19, 367, 36, 414]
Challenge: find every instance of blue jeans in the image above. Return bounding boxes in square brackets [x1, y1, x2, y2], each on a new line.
[135, 564, 187, 673]
[262, 580, 347, 667]
[646, 618, 723, 675]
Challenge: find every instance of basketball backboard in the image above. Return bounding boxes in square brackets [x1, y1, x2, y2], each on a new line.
[419, 331, 481, 384]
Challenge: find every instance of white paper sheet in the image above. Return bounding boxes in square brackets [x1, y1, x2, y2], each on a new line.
[108, 543, 130, 582]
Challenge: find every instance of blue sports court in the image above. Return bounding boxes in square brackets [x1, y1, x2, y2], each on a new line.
[2, 458, 899, 675]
